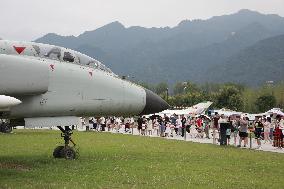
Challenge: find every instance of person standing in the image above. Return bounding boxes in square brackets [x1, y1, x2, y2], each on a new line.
[263, 118, 272, 144]
[279, 116, 284, 137]
[88, 117, 94, 131]
[226, 126, 231, 145]
[254, 117, 264, 149]
[181, 115, 187, 137]
[164, 114, 170, 125]
[269, 117, 275, 140]
[141, 119, 146, 136]
[115, 117, 121, 133]
[170, 122, 175, 137]
[93, 118, 98, 131]
[212, 112, 220, 144]
[274, 118, 283, 148]
[232, 117, 240, 146]
[106, 118, 111, 132]
[186, 117, 192, 136]
[165, 123, 171, 137]
[147, 118, 153, 136]
[137, 116, 143, 135]
[176, 116, 182, 136]
[218, 114, 228, 145]
[160, 118, 165, 137]
[204, 118, 210, 139]
[100, 117, 106, 131]
[170, 114, 177, 132]
[278, 116, 284, 148]
[124, 117, 131, 133]
[189, 118, 196, 138]
[238, 117, 249, 147]
[153, 118, 160, 136]
[110, 117, 115, 131]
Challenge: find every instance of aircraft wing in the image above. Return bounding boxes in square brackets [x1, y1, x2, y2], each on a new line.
[157, 101, 213, 116]
[185, 101, 213, 115]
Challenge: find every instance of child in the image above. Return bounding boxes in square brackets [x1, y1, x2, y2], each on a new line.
[165, 123, 171, 137]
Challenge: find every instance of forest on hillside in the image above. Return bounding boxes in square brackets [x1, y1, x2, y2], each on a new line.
[138, 81, 284, 113]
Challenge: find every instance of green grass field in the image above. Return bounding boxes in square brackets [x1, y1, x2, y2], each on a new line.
[0, 130, 283, 189]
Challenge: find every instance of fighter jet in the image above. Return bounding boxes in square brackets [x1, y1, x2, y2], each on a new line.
[159, 101, 213, 116]
[0, 39, 169, 159]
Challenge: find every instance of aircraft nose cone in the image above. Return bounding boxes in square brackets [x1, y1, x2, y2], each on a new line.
[139, 89, 170, 115]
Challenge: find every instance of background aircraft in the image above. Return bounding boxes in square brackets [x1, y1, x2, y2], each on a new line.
[157, 101, 213, 116]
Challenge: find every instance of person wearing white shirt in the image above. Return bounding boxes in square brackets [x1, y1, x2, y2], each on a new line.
[263, 118, 272, 143]
[147, 119, 153, 136]
[176, 118, 182, 136]
[279, 116, 284, 135]
[115, 117, 121, 133]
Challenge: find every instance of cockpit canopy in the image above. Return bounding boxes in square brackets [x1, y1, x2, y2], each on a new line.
[35, 44, 113, 74]
[0, 40, 113, 74]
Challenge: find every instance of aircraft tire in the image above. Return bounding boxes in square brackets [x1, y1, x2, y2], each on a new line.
[0, 123, 12, 133]
[61, 146, 76, 160]
[53, 146, 65, 158]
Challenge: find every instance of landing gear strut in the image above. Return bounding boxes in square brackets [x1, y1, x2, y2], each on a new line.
[53, 126, 78, 160]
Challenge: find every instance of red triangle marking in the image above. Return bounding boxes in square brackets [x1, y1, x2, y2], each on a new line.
[13, 46, 26, 54]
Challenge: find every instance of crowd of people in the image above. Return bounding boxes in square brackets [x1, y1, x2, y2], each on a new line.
[83, 112, 284, 149]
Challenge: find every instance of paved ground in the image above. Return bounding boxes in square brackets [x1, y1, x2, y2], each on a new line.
[106, 127, 284, 154]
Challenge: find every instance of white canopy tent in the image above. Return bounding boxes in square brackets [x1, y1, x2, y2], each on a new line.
[211, 108, 242, 117]
[265, 108, 284, 116]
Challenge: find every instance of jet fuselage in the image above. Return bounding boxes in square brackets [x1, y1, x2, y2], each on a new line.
[0, 40, 169, 119]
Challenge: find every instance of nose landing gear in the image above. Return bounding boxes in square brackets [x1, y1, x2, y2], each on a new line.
[53, 126, 78, 160]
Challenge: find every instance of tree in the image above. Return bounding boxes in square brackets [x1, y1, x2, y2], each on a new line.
[228, 93, 244, 111]
[155, 82, 168, 96]
[137, 82, 153, 91]
[242, 88, 257, 113]
[182, 92, 205, 107]
[255, 94, 276, 113]
[173, 81, 201, 95]
[173, 82, 186, 95]
[216, 86, 244, 111]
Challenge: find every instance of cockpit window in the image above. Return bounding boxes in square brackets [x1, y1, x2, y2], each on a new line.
[97, 63, 112, 73]
[63, 51, 74, 62]
[32, 45, 40, 56]
[45, 47, 61, 60]
[86, 60, 99, 68]
[75, 53, 91, 65]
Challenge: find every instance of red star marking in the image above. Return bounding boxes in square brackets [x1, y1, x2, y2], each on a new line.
[89, 71, 93, 76]
[50, 64, 55, 71]
[13, 46, 26, 54]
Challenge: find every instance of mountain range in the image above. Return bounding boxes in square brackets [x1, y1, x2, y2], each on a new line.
[35, 9, 284, 86]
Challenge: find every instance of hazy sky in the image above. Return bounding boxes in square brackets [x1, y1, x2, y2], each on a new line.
[0, 0, 283, 41]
